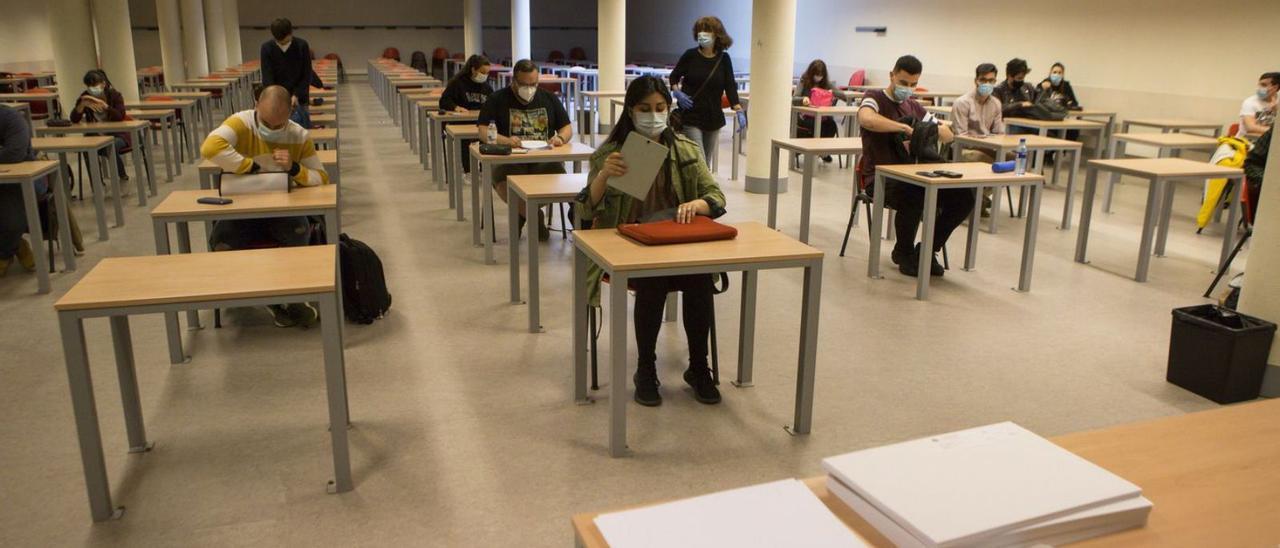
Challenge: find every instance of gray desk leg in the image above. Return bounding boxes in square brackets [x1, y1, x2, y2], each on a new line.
[152, 221, 187, 364]
[83, 150, 109, 240]
[867, 173, 885, 279]
[734, 270, 758, 388]
[141, 129, 157, 196]
[509, 191, 522, 303]
[21, 179, 50, 293]
[799, 154, 815, 244]
[988, 146, 1006, 234]
[1135, 178, 1162, 282]
[177, 222, 202, 330]
[964, 187, 980, 271]
[471, 162, 483, 245]
[449, 136, 462, 194]
[1017, 184, 1042, 292]
[159, 120, 174, 182]
[573, 248, 591, 403]
[129, 132, 147, 203]
[110, 315, 152, 453]
[1103, 139, 1124, 214]
[431, 119, 443, 183]
[1220, 178, 1241, 272]
[1060, 148, 1081, 230]
[419, 111, 429, 170]
[483, 171, 496, 265]
[320, 293, 353, 494]
[1075, 167, 1098, 263]
[51, 166, 76, 271]
[1154, 179, 1177, 257]
[527, 199, 543, 333]
[107, 141, 124, 227]
[790, 260, 822, 435]
[916, 187, 937, 300]
[59, 312, 122, 521]
[767, 144, 780, 228]
[609, 272, 629, 458]
[461, 153, 474, 222]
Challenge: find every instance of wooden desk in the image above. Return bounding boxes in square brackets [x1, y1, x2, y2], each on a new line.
[951, 134, 1084, 231]
[128, 98, 199, 161]
[53, 246, 351, 522]
[310, 127, 338, 150]
[445, 125, 480, 216]
[0, 91, 59, 119]
[539, 76, 581, 120]
[0, 160, 68, 293]
[573, 399, 1280, 547]
[1, 101, 33, 131]
[914, 90, 961, 106]
[924, 104, 952, 119]
[869, 163, 1046, 299]
[32, 136, 123, 239]
[1005, 117, 1109, 161]
[1075, 158, 1243, 282]
[767, 137, 863, 243]
[1122, 118, 1222, 137]
[469, 141, 594, 264]
[572, 222, 824, 457]
[307, 102, 336, 114]
[1102, 132, 1222, 214]
[427, 110, 480, 185]
[506, 173, 586, 332]
[398, 87, 443, 143]
[310, 113, 337, 128]
[126, 109, 178, 182]
[170, 81, 235, 116]
[406, 96, 442, 156]
[36, 120, 154, 204]
[198, 151, 338, 190]
[580, 90, 626, 146]
[144, 91, 214, 138]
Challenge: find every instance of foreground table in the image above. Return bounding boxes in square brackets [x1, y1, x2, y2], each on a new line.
[0, 160, 69, 293]
[507, 173, 585, 333]
[54, 246, 351, 521]
[767, 137, 863, 243]
[572, 222, 824, 457]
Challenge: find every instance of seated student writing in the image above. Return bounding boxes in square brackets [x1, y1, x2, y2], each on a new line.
[952, 63, 1004, 217]
[1237, 72, 1278, 138]
[477, 59, 573, 241]
[576, 75, 727, 407]
[70, 69, 130, 181]
[441, 54, 494, 174]
[793, 59, 840, 162]
[0, 104, 46, 276]
[199, 85, 330, 328]
[858, 54, 967, 278]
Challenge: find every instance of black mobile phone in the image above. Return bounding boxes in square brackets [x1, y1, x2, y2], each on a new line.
[915, 171, 941, 178]
[934, 170, 963, 178]
[197, 196, 233, 205]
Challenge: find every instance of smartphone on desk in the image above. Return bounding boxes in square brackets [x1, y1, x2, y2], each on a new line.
[197, 196, 233, 205]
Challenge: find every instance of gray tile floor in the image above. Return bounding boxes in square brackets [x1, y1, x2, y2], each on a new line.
[0, 81, 1244, 545]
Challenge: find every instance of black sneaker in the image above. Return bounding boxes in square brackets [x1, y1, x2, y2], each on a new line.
[891, 246, 913, 266]
[822, 155, 834, 163]
[268, 305, 297, 328]
[289, 302, 320, 328]
[683, 366, 721, 404]
[634, 367, 662, 406]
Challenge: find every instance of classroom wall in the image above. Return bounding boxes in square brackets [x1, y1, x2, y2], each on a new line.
[0, 2, 56, 73]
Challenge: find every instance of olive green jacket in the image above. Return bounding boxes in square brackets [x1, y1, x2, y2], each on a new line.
[575, 133, 727, 305]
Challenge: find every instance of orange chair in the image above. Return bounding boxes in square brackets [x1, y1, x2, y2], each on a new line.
[431, 48, 449, 79]
[323, 53, 346, 83]
[569, 47, 587, 61]
[381, 47, 401, 61]
[548, 50, 565, 62]
[847, 69, 866, 88]
[27, 87, 57, 120]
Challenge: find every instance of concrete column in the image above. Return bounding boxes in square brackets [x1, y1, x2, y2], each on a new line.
[597, 0, 625, 92]
[156, 0, 187, 85]
[203, 0, 229, 71]
[223, 0, 244, 65]
[91, 0, 141, 102]
[743, 0, 795, 194]
[1240, 130, 1280, 396]
[463, 0, 483, 58]
[511, 0, 531, 61]
[180, 0, 210, 79]
[46, 0, 98, 117]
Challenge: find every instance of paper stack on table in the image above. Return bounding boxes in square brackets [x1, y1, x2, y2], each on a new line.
[594, 478, 868, 548]
[821, 422, 1152, 548]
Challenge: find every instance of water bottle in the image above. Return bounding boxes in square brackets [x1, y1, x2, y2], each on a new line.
[487, 121, 497, 144]
[1015, 138, 1028, 176]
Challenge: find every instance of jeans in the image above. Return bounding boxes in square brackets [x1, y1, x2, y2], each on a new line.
[680, 126, 719, 165]
[0, 177, 48, 258]
[291, 102, 312, 129]
[209, 217, 311, 251]
[632, 275, 714, 370]
[886, 182, 976, 256]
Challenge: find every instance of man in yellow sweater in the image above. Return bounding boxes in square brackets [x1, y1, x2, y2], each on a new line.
[200, 84, 330, 327]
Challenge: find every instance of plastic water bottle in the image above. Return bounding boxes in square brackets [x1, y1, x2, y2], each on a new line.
[1015, 138, 1028, 176]
[487, 121, 497, 144]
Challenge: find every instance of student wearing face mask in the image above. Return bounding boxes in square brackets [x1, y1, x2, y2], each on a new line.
[952, 63, 1005, 217]
[71, 69, 130, 181]
[858, 55, 965, 278]
[441, 55, 494, 174]
[260, 18, 313, 128]
[668, 15, 743, 164]
[1037, 62, 1080, 111]
[793, 59, 839, 161]
[477, 59, 573, 241]
[992, 58, 1038, 121]
[577, 75, 728, 407]
[200, 85, 331, 328]
[1237, 72, 1279, 138]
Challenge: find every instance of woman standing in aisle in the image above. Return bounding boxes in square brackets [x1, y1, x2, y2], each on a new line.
[668, 15, 743, 164]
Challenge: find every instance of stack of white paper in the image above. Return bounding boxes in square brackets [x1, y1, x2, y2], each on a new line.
[594, 479, 868, 548]
[821, 422, 1152, 547]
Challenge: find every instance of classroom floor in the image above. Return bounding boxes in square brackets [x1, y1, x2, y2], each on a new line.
[0, 81, 1245, 545]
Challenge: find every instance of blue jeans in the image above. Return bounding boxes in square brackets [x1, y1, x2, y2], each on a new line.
[680, 126, 719, 165]
[291, 102, 312, 129]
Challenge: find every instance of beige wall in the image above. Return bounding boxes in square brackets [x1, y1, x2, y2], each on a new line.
[0, 2, 56, 72]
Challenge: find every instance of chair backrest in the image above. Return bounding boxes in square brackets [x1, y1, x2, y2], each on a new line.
[451, 52, 465, 60]
[432, 48, 449, 61]
[847, 69, 866, 88]
[1228, 122, 1240, 137]
[548, 50, 565, 62]
[382, 47, 401, 61]
[410, 51, 429, 72]
[569, 47, 587, 61]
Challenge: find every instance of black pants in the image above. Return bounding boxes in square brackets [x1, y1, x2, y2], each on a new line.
[887, 182, 976, 256]
[632, 275, 714, 369]
[797, 116, 838, 138]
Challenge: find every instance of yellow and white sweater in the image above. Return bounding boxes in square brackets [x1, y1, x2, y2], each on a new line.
[200, 110, 329, 186]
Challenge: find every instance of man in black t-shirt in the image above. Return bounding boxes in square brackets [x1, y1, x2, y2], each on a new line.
[478, 59, 573, 240]
[859, 54, 969, 278]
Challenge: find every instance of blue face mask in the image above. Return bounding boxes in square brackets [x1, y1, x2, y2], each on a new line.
[893, 85, 913, 102]
[1049, 73, 1063, 85]
[977, 83, 994, 97]
[255, 113, 288, 141]
[1258, 87, 1271, 100]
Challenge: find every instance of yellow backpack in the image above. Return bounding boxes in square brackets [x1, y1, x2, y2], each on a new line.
[1197, 136, 1250, 229]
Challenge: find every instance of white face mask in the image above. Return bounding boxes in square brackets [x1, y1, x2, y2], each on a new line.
[472, 72, 488, 84]
[517, 85, 537, 103]
[697, 32, 714, 47]
[87, 86, 105, 97]
[256, 112, 288, 141]
[813, 75, 824, 83]
[633, 109, 669, 137]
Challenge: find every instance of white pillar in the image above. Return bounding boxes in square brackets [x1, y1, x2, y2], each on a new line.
[464, 0, 483, 58]
[46, 0, 98, 117]
[180, 0, 210, 79]
[744, 0, 796, 194]
[1240, 131, 1280, 396]
[597, 0, 625, 91]
[511, 0, 531, 61]
[223, 0, 244, 65]
[203, 0, 229, 71]
[156, 0, 187, 85]
[91, 0, 141, 102]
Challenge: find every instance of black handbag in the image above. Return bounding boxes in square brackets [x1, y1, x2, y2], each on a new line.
[1029, 93, 1068, 121]
[479, 143, 512, 155]
[670, 53, 724, 132]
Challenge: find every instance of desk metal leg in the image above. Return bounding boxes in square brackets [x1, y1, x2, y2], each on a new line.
[471, 161, 482, 244]
[21, 179, 50, 293]
[867, 173, 885, 279]
[1061, 149, 1081, 230]
[964, 187, 980, 271]
[734, 270, 758, 387]
[509, 192, 522, 303]
[1135, 178, 1162, 282]
[106, 142, 124, 227]
[573, 248, 590, 403]
[51, 166, 76, 271]
[483, 171, 496, 264]
[431, 119, 443, 184]
[790, 260, 823, 435]
[799, 154, 815, 244]
[1103, 139, 1123, 213]
[83, 150, 109, 240]
[159, 121, 173, 182]
[152, 221, 187, 364]
[59, 312, 122, 522]
[129, 132, 147, 204]
[1075, 167, 1098, 263]
[527, 199, 543, 333]
[608, 272, 629, 458]
[141, 129, 157, 196]
[450, 136, 463, 195]
[916, 187, 938, 300]
[767, 144, 780, 228]
[460, 153, 473, 222]
[1017, 184, 1042, 292]
[1154, 179, 1177, 257]
[419, 111, 429, 170]
[176, 222, 202, 330]
[110, 315, 152, 453]
[1220, 178, 1241, 272]
[319, 293, 353, 493]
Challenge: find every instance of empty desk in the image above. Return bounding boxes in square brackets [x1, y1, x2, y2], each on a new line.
[126, 109, 178, 182]
[506, 172, 586, 332]
[36, 120, 154, 204]
[951, 134, 1083, 230]
[1102, 132, 1222, 213]
[0, 160, 69, 293]
[32, 136, 123, 239]
[767, 137, 863, 243]
[445, 125, 479, 215]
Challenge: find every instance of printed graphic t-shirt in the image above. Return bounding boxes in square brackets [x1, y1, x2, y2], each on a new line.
[478, 87, 571, 141]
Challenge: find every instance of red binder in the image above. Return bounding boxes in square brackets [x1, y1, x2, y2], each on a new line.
[617, 216, 738, 245]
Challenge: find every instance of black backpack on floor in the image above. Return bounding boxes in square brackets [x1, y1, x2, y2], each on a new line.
[339, 233, 392, 324]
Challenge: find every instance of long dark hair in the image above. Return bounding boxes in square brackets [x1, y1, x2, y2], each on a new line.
[799, 59, 831, 91]
[449, 54, 491, 87]
[604, 76, 675, 147]
[83, 69, 113, 89]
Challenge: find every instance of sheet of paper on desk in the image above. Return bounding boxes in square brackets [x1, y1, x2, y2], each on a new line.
[218, 172, 289, 196]
[593, 479, 867, 548]
[607, 132, 668, 200]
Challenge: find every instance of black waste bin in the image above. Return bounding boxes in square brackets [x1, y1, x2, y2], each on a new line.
[1168, 304, 1276, 404]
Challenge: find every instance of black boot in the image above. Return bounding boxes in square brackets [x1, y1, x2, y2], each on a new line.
[916, 243, 945, 277]
[634, 363, 661, 406]
[683, 363, 721, 404]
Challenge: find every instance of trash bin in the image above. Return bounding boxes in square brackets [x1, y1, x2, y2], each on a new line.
[1167, 304, 1276, 404]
